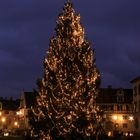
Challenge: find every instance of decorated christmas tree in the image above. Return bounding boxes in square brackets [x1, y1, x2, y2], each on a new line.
[30, 1, 102, 139]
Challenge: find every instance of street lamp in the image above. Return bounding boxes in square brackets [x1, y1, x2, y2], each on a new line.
[113, 115, 117, 120]
[129, 116, 134, 135]
[112, 115, 119, 133]
[1, 117, 6, 123]
[1, 117, 6, 133]
[129, 116, 134, 121]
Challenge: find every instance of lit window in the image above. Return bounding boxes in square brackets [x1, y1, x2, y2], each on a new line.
[119, 116, 123, 121]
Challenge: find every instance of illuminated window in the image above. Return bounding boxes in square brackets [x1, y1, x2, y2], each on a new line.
[122, 105, 126, 111]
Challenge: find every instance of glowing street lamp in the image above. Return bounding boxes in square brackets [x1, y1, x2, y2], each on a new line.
[129, 116, 134, 121]
[113, 115, 117, 120]
[1, 117, 6, 123]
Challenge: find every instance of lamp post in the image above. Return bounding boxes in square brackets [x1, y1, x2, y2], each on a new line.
[113, 115, 118, 128]
[1, 117, 6, 133]
[129, 116, 134, 135]
[112, 115, 119, 136]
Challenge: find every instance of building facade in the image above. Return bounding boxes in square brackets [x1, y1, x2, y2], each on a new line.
[131, 76, 140, 135]
[0, 98, 20, 134]
[18, 91, 38, 130]
[96, 87, 134, 136]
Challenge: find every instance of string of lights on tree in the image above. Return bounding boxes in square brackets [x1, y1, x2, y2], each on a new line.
[30, 1, 101, 139]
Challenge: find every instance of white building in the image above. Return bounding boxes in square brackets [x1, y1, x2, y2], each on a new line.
[97, 87, 134, 136]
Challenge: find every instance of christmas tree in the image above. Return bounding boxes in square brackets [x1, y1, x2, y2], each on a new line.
[30, 1, 101, 139]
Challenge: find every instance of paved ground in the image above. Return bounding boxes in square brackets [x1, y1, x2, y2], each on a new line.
[0, 136, 22, 140]
[0, 136, 139, 140]
[108, 136, 139, 140]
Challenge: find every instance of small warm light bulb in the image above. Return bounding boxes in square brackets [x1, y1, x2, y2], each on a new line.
[108, 131, 112, 137]
[14, 121, 18, 126]
[0, 112, 2, 116]
[67, 115, 72, 120]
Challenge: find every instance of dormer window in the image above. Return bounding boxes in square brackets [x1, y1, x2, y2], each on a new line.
[117, 89, 124, 103]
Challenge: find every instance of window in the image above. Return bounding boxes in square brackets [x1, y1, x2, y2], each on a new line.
[108, 105, 113, 111]
[114, 105, 117, 111]
[0, 102, 2, 110]
[135, 118, 139, 129]
[123, 123, 128, 128]
[126, 105, 130, 111]
[117, 105, 122, 111]
[123, 115, 128, 120]
[139, 85, 140, 95]
[134, 102, 137, 112]
[4, 111, 9, 114]
[122, 105, 126, 111]
[139, 100, 140, 112]
[134, 86, 137, 96]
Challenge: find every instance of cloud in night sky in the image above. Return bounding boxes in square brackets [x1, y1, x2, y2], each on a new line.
[0, 0, 140, 98]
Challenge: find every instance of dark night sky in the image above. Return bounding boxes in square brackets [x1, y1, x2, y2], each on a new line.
[0, 0, 140, 98]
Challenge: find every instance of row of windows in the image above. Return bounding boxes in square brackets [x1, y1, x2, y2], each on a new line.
[100, 104, 132, 112]
[0, 111, 16, 115]
[114, 123, 128, 128]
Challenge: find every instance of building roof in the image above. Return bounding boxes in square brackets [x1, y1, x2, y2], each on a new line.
[96, 87, 133, 104]
[0, 98, 20, 111]
[130, 76, 140, 83]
